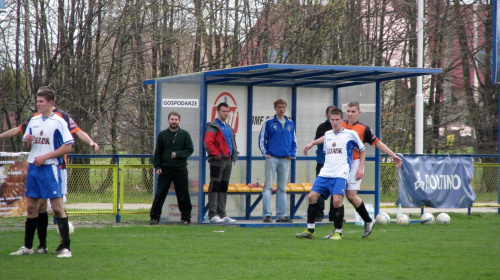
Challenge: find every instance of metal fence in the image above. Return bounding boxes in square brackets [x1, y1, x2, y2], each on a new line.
[64, 155, 500, 221]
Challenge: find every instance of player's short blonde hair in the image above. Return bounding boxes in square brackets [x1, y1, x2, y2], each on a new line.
[274, 99, 287, 108]
[347, 101, 360, 111]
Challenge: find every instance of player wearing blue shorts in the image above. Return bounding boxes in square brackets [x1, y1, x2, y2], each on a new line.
[297, 108, 365, 240]
[0, 87, 99, 254]
[10, 87, 75, 258]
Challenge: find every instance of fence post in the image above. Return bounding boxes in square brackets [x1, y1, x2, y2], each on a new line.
[116, 154, 121, 223]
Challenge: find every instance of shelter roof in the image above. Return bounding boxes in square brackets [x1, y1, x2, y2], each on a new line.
[204, 64, 441, 88]
[145, 63, 441, 88]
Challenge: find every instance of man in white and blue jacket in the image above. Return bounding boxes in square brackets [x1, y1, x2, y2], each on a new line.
[258, 99, 297, 223]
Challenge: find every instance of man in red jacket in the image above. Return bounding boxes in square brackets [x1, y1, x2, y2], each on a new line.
[203, 102, 239, 223]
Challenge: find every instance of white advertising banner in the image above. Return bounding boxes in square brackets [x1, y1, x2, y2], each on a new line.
[207, 85, 248, 156]
[252, 86, 292, 132]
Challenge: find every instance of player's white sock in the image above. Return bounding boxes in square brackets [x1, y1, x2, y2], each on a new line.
[307, 223, 316, 233]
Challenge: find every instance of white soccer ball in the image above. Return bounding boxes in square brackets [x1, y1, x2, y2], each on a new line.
[436, 213, 451, 225]
[375, 212, 391, 225]
[57, 221, 75, 235]
[420, 213, 435, 225]
[396, 214, 410, 226]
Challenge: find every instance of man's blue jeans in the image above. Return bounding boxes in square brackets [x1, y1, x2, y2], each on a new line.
[262, 157, 290, 218]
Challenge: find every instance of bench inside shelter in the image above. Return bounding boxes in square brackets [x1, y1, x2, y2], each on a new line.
[202, 182, 312, 220]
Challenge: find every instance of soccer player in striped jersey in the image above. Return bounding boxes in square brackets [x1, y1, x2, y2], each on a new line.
[297, 108, 365, 240]
[10, 87, 74, 258]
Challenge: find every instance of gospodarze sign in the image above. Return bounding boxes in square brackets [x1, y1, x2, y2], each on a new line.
[162, 99, 199, 108]
[397, 155, 476, 208]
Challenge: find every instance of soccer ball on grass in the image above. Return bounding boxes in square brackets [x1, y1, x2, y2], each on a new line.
[396, 214, 410, 226]
[375, 212, 391, 225]
[436, 213, 451, 225]
[56, 221, 75, 235]
[420, 213, 435, 225]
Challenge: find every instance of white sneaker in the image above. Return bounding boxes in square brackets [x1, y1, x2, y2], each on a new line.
[362, 219, 375, 238]
[56, 248, 72, 258]
[210, 216, 224, 223]
[222, 216, 237, 223]
[10, 246, 34, 255]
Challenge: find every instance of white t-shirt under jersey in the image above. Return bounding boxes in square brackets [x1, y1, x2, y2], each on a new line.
[23, 113, 74, 166]
[318, 128, 365, 180]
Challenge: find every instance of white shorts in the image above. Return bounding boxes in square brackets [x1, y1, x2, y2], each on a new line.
[347, 159, 363, 191]
[61, 169, 68, 195]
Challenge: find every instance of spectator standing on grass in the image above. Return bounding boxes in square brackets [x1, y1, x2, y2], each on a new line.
[10, 87, 74, 257]
[312, 105, 336, 222]
[258, 99, 296, 223]
[0, 86, 99, 254]
[204, 103, 239, 223]
[297, 108, 365, 240]
[150, 112, 194, 225]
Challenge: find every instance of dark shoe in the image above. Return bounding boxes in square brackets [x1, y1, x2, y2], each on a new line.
[34, 246, 48, 254]
[276, 216, 293, 223]
[52, 244, 64, 254]
[315, 216, 323, 222]
[263, 216, 272, 223]
[180, 219, 190, 225]
[149, 219, 159, 225]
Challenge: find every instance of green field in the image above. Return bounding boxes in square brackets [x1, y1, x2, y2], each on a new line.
[1, 213, 499, 280]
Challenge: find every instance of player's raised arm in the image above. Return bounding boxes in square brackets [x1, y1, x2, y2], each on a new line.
[303, 136, 325, 155]
[74, 130, 100, 152]
[374, 141, 401, 168]
[0, 127, 21, 140]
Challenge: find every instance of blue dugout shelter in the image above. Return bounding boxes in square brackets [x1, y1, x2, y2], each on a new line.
[144, 64, 442, 224]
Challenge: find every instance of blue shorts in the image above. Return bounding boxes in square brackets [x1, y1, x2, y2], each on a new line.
[311, 177, 347, 199]
[25, 164, 63, 199]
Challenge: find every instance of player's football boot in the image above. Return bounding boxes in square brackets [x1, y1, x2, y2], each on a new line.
[328, 232, 343, 240]
[295, 230, 315, 239]
[362, 220, 375, 238]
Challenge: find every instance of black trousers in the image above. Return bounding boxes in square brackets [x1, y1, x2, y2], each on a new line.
[150, 167, 192, 221]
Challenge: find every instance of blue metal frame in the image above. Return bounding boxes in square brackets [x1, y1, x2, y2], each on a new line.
[198, 77, 208, 223]
[492, 0, 498, 83]
[290, 87, 297, 183]
[374, 82, 382, 216]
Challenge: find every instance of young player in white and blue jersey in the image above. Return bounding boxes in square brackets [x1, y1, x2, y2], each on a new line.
[297, 108, 366, 240]
[10, 87, 75, 258]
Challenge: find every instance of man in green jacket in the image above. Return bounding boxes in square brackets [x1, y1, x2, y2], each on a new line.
[150, 112, 194, 225]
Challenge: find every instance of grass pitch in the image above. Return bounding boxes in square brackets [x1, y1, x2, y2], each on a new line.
[1, 213, 499, 280]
